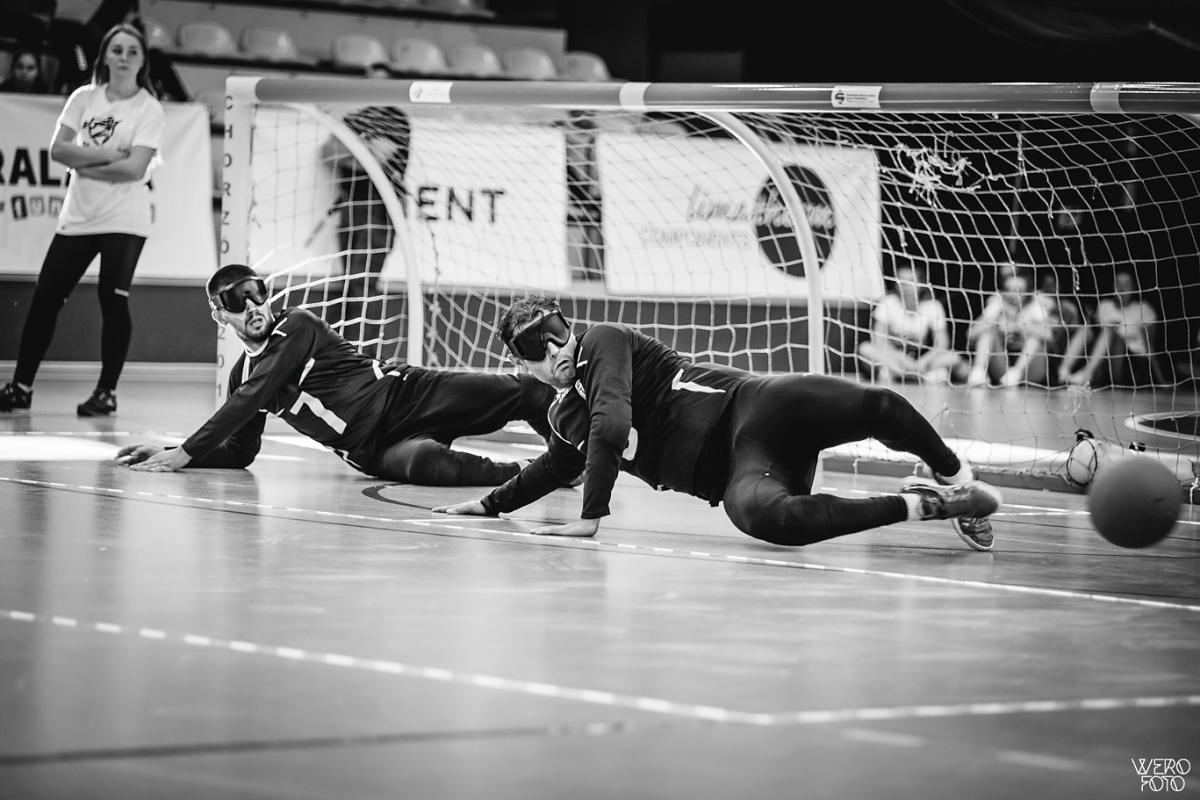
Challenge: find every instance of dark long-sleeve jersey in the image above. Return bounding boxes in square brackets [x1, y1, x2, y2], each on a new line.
[482, 323, 747, 519]
[181, 308, 403, 468]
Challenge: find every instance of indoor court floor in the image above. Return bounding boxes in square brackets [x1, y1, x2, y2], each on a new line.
[1, 374, 1197, 800]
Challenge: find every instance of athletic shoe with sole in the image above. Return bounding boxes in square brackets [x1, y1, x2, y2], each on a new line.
[77, 389, 117, 417]
[0, 382, 31, 412]
[903, 471, 996, 551]
[899, 478, 1001, 550]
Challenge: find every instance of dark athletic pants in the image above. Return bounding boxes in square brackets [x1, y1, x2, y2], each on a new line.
[363, 370, 556, 485]
[720, 374, 962, 546]
[14, 232, 146, 391]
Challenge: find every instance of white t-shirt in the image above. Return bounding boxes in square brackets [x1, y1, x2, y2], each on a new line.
[55, 84, 165, 237]
[1097, 298, 1157, 354]
[978, 293, 1046, 349]
[873, 293, 947, 352]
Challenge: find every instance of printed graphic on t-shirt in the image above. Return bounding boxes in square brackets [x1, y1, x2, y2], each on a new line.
[84, 116, 119, 145]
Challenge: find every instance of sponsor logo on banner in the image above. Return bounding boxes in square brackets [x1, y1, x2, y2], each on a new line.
[754, 164, 835, 278]
[600, 133, 882, 299]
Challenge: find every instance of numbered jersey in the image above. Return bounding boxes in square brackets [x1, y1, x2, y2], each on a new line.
[182, 308, 402, 467]
[484, 324, 746, 519]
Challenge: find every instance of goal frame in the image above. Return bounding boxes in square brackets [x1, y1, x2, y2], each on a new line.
[220, 77, 1200, 489]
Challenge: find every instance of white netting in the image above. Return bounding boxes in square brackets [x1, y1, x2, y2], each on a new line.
[232, 88, 1200, 483]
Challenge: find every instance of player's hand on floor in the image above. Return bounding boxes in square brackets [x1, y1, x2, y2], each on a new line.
[115, 444, 162, 466]
[530, 519, 599, 538]
[433, 500, 489, 516]
[119, 445, 191, 472]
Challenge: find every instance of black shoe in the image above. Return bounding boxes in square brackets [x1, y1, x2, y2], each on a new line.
[77, 389, 117, 417]
[0, 382, 31, 412]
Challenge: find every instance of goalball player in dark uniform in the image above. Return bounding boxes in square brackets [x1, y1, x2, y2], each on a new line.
[116, 264, 556, 485]
[436, 296, 1002, 550]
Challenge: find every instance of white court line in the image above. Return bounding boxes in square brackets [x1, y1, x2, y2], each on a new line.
[1, 608, 756, 725]
[757, 695, 1200, 727]
[997, 750, 1085, 771]
[3, 475, 1199, 614]
[6, 608, 1198, 730]
[840, 728, 925, 748]
[833, 486, 1200, 527]
[409, 520, 1200, 613]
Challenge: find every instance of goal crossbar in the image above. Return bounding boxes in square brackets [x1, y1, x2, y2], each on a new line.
[232, 78, 1200, 114]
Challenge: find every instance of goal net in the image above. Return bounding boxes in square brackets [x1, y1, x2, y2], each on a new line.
[222, 77, 1200, 490]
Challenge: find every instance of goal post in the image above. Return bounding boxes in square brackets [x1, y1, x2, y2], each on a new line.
[221, 76, 1200, 491]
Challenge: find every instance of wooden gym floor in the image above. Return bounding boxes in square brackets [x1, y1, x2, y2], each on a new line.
[0, 374, 1197, 799]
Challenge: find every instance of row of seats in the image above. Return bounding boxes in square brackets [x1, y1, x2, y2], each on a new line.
[312, 0, 492, 15]
[149, 19, 611, 80]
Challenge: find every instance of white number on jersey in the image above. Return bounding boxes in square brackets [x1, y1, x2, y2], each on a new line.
[289, 390, 348, 434]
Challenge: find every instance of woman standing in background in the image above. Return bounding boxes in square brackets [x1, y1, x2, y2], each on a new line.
[0, 23, 163, 415]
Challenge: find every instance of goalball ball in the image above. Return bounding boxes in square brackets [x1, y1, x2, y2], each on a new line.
[1086, 456, 1181, 549]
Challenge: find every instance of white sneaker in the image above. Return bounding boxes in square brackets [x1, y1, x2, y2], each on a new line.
[967, 368, 987, 387]
[1000, 369, 1022, 388]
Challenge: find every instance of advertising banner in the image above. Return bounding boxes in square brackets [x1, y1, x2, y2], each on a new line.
[599, 133, 882, 300]
[0, 94, 217, 281]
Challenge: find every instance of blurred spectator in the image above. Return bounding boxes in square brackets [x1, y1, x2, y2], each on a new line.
[135, 17, 188, 102]
[1033, 270, 1083, 385]
[1, 47, 51, 93]
[967, 268, 1053, 387]
[1060, 268, 1168, 388]
[858, 262, 965, 385]
[0, 0, 55, 50]
[31, 0, 186, 99]
[41, 0, 131, 94]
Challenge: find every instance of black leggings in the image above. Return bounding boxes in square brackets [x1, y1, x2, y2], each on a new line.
[720, 374, 962, 547]
[14, 232, 146, 391]
[367, 372, 555, 486]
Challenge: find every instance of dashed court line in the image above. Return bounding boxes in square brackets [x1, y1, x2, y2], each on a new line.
[2, 475, 1198, 614]
[6, 608, 1199, 731]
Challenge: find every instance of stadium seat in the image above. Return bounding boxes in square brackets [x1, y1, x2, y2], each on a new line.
[447, 42, 502, 77]
[241, 27, 311, 64]
[140, 18, 174, 52]
[177, 21, 239, 58]
[559, 51, 611, 82]
[501, 47, 557, 80]
[390, 37, 448, 74]
[331, 33, 390, 70]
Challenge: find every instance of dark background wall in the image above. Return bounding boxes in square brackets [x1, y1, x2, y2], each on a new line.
[497, 0, 1200, 82]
